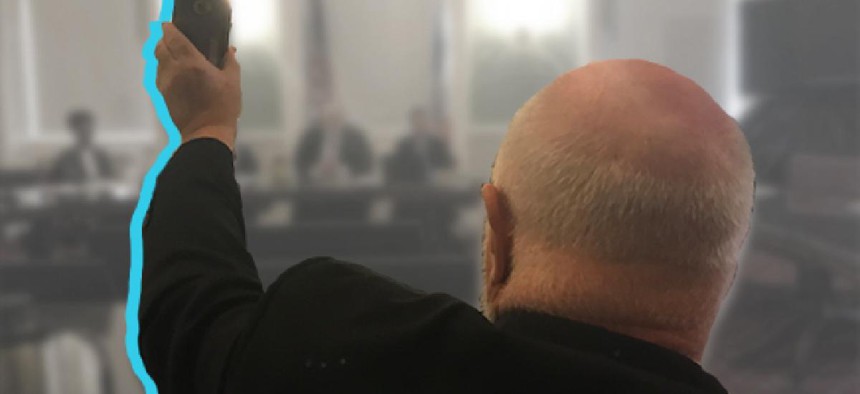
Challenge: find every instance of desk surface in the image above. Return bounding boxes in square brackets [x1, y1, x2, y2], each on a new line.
[0, 261, 127, 301]
[0, 253, 479, 302]
[242, 184, 481, 205]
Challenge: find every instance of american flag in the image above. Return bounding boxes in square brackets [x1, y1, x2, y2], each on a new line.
[430, 0, 453, 122]
[304, 0, 335, 122]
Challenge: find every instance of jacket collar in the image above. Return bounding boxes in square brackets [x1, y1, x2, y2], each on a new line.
[494, 310, 726, 393]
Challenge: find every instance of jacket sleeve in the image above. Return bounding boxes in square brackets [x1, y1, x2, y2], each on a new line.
[137, 138, 490, 393]
[139, 138, 263, 393]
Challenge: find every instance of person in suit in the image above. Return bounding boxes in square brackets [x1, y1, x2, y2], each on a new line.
[385, 107, 454, 184]
[48, 110, 114, 182]
[142, 25, 755, 393]
[294, 103, 373, 185]
[234, 144, 260, 176]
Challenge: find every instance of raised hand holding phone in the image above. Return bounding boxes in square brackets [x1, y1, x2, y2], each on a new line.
[155, 23, 242, 151]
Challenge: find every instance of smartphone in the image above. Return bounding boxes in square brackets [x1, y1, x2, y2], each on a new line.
[172, 0, 232, 68]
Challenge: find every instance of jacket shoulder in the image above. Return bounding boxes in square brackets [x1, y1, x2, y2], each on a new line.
[224, 257, 502, 392]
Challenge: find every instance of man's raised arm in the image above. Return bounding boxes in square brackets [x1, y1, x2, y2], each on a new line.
[139, 23, 260, 393]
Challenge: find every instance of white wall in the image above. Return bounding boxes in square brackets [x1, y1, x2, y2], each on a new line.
[0, 0, 736, 178]
[589, 0, 732, 105]
[462, 0, 734, 179]
[27, 0, 152, 134]
[324, 0, 438, 154]
[0, 0, 159, 171]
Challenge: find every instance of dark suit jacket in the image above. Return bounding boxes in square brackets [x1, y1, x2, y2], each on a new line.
[294, 124, 373, 183]
[140, 139, 728, 394]
[385, 134, 454, 184]
[48, 145, 114, 182]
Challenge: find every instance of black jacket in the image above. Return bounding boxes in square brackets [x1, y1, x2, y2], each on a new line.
[140, 139, 728, 394]
[385, 134, 454, 184]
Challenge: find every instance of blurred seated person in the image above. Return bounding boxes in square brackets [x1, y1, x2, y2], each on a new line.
[235, 144, 260, 176]
[385, 107, 454, 184]
[295, 103, 373, 185]
[48, 110, 114, 183]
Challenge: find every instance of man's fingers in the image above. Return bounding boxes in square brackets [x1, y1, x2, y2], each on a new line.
[155, 41, 172, 63]
[222, 47, 242, 116]
[222, 46, 241, 74]
[156, 67, 171, 92]
[155, 40, 175, 92]
[156, 61, 168, 86]
[162, 23, 202, 62]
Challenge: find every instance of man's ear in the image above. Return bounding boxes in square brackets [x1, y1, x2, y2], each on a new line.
[481, 183, 513, 285]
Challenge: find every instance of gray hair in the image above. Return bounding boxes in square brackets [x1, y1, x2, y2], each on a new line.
[493, 103, 755, 273]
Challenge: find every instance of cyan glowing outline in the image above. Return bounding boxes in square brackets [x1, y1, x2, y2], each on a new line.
[127, 1, 176, 393]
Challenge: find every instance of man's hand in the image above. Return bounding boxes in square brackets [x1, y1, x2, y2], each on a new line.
[156, 23, 242, 151]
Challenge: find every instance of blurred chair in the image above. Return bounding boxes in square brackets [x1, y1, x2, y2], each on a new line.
[387, 186, 478, 254]
[0, 169, 39, 190]
[290, 190, 374, 223]
[0, 293, 45, 394]
[390, 198, 461, 252]
[41, 331, 108, 394]
[723, 88, 860, 384]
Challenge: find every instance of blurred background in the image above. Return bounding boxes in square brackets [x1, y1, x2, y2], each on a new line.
[0, 0, 857, 392]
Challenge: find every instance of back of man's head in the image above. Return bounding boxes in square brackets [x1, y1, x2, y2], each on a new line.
[480, 59, 755, 361]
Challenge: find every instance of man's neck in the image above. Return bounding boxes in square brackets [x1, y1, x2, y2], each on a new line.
[493, 254, 724, 363]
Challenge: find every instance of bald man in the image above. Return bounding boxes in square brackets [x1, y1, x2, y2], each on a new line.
[141, 24, 754, 393]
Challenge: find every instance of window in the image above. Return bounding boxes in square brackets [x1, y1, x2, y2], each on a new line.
[1, 0, 153, 141]
[468, 0, 588, 124]
[232, 0, 287, 134]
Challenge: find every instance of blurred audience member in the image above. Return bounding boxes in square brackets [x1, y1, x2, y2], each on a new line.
[295, 104, 373, 185]
[385, 107, 454, 184]
[48, 110, 114, 183]
[235, 144, 260, 176]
